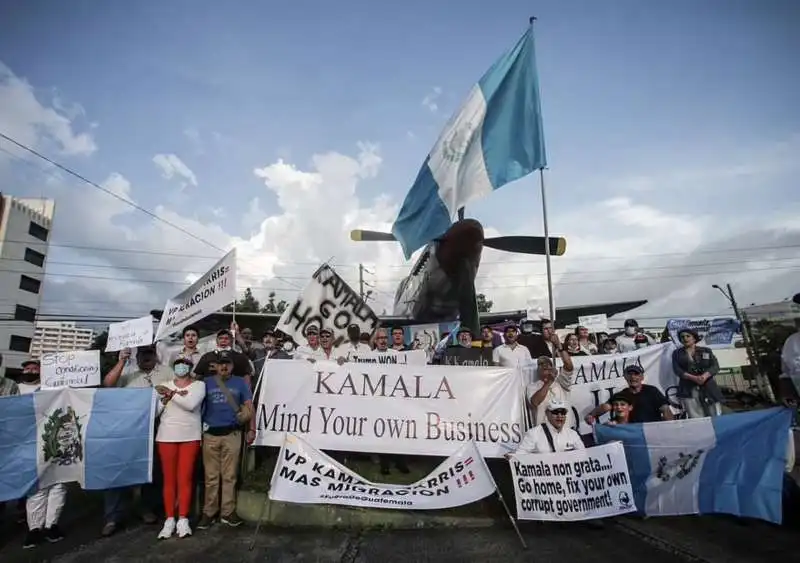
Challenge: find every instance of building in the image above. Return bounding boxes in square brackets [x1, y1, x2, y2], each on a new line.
[742, 299, 800, 326]
[0, 194, 55, 379]
[30, 321, 94, 358]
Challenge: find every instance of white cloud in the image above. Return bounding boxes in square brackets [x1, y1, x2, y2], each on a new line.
[0, 62, 96, 157]
[152, 153, 198, 188]
[2, 61, 799, 333]
[421, 86, 442, 113]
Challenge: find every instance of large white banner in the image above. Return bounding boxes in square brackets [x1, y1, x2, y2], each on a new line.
[277, 264, 379, 347]
[255, 360, 526, 457]
[511, 442, 636, 521]
[106, 315, 154, 352]
[270, 434, 496, 510]
[154, 249, 237, 341]
[564, 343, 678, 435]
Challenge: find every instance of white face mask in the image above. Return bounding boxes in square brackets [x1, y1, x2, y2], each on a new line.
[173, 364, 191, 378]
[625, 327, 636, 336]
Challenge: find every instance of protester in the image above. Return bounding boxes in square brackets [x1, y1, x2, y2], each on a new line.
[603, 392, 634, 425]
[602, 338, 618, 354]
[313, 328, 339, 361]
[101, 345, 169, 536]
[234, 324, 263, 361]
[294, 325, 325, 361]
[335, 324, 372, 361]
[671, 328, 724, 418]
[197, 351, 254, 529]
[154, 357, 206, 540]
[479, 325, 495, 350]
[19, 359, 67, 549]
[575, 326, 598, 355]
[390, 326, 408, 351]
[527, 351, 575, 428]
[373, 328, 398, 355]
[493, 325, 534, 370]
[194, 328, 254, 388]
[509, 399, 584, 455]
[456, 328, 473, 348]
[563, 333, 588, 356]
[616, 319, 655, 353]
[585, 365, 674, 425]
[780, 313, 800, 403]
[161, 325, 203, 376]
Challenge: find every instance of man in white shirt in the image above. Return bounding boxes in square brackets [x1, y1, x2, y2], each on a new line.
[527, 352, 576, 428]
[294, 325, 327, 361]
[334, 324, 372, 361]
[373, 328, 398, 355]
[509, 399, 585, 455]
[493, 324, 533, 368]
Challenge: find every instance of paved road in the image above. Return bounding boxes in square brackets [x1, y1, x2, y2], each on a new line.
[2, 514, 799, 563]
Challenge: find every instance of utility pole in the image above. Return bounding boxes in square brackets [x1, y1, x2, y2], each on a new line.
[713, 283, 772, 400]
[358, 263, 375, 301]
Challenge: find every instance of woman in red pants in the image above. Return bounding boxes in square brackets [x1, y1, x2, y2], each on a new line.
[154, 357, 205, 539]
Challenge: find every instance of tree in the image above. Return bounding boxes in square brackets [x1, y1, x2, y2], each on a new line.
[222, 287, 262, 313]
[90, 331, 118, 375]
[476, 293, 493, 313]
[261, 291, 288, 315]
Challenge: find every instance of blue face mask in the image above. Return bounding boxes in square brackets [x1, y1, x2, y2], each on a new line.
[174, 364, 191, 378]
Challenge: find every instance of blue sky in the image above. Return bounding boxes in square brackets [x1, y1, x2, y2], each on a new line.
[1, 0, 799, 322]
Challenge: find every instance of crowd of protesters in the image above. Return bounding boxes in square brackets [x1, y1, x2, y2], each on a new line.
[3, 297, 800, 547]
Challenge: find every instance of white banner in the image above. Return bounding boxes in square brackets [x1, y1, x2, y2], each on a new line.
[106, 315, 154, 352]
[41, 350, 101, 389]
[270, 434, 496, 510]
[277, 264, 379, 347]
[255, 360, 526, 457]
[564, 343, 678, 435]
[155, 249, 237, 341]
[347, 349, 427, 366]
[511, 442, 636, 521]
[577, 314, 608, 333]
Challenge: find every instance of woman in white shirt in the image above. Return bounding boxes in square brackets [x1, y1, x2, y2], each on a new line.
[154, 357, 205, 540]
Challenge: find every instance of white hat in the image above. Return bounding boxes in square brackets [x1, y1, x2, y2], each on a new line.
[546, 399, 569, 412]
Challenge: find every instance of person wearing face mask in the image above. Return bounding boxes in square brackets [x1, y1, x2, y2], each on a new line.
[153, 358, 206, 540]
[19, 359, 69, 549]
[602, 338, 618, 355]
[616, 319, 655, 353]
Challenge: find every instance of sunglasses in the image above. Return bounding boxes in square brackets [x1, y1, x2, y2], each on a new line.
[549, 409, 568, 416]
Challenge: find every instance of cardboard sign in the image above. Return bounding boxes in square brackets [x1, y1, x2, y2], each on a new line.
[41, 350, 101, 389]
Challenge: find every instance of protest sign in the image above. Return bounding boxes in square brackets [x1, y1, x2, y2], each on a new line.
[154, 249, 237, 341]
[436, 346, 493, 367]
[666, 318, 739, 349]
[270, 434, 495, 509]
[578, 314, 608, 333]
[347, 349, 427, 365]
[511, 442, 636, 521]
[41, 350, 101, 389]
[277, 265, 379, 347]
[254, 360, 526, 457]
[106, 315, 154, 352]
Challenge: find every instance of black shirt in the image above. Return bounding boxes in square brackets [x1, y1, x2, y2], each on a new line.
[194, 349, 253, 380]
[613, 385, 669, 423]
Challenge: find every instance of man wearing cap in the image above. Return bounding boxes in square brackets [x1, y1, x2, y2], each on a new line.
[194, 329, 253, 388]
[101, 344, 171, 536]
[456, 328, 474, 348]
[509, 399, 584, 455]
[672, 327, 723, 418]
[584, 365, 673, 425]
[197, 350, 254, 529]
[334, 324, 372, 362]
[294, 325, 326, 362]
[527, 349, 576, 428]
[604, 392, 635, 426]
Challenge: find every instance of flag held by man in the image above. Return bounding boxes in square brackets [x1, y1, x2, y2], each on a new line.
[392, 26, 547, 259]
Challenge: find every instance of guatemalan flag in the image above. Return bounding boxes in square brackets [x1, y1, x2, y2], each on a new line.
[391, 26, 547, 259]
[595, 408, 793, 524]
[0, 388, 156, 502]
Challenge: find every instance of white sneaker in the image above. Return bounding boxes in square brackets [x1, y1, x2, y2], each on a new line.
[157, 518, 175, 540]
[176, 518, 192, 538]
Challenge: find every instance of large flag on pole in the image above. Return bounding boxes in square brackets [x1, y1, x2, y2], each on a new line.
[392, 26, 547, 259]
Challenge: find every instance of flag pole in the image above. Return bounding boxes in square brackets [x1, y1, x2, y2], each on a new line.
[528, 17, 556, 335]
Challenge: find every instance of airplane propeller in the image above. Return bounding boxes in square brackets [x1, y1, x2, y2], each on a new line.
[349, 230, 567, 256]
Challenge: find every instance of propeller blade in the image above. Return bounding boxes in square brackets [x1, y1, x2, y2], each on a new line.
[483, 236, 567, 256]
[350, 229, 397, 242]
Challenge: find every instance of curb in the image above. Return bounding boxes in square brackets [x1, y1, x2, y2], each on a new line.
[236, 489, 501, 529]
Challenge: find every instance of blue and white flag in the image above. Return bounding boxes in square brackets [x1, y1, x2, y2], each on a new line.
[392, 27, 547, 259]
[595, 408, 792, 524]
[0, 388, 156, 502]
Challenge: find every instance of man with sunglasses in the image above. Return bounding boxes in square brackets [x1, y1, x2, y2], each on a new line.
[508, 399, 584, 456]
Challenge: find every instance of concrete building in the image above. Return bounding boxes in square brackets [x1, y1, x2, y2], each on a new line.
[0, 194, 55, 378]
[742, 299, 800, 326]
[30, 321, 94, 358]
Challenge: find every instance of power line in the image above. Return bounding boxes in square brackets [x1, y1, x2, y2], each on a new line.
[0, 133, 225, 253]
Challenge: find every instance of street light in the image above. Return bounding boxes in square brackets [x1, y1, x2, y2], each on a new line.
[711, 282, 770, 400]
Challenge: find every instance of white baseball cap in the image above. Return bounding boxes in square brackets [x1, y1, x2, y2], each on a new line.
[546, 399, 569, 412]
